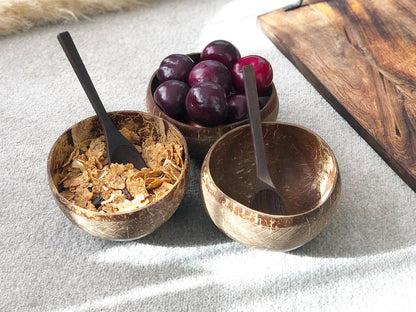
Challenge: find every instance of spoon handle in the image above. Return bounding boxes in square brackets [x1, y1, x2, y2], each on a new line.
[243, 65, 272, 183]
[57, 31, 115, 131]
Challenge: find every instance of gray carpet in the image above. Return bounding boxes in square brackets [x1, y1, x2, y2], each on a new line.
[1, 0, 415, 311]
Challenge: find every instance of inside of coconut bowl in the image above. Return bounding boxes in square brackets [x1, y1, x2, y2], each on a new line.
[205, 123, 339, 216]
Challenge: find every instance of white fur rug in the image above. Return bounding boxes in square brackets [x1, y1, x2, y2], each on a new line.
[0, 0, 147, 36]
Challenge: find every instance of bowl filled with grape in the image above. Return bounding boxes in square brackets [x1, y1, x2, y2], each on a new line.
[146, 40, 279, 160]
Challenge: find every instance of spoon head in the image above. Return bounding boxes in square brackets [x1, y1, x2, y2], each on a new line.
[250, 187, 286, 215]
[109, 144, 147, 170]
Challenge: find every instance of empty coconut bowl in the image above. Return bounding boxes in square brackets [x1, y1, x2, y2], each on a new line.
[146, 53, 279, 161]
[201, 122, 341, 251]
[47, 111, 189, 241]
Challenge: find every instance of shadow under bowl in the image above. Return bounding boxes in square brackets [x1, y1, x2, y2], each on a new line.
[146, 53, 279, 161]
[201, 122, 341, 251]
[47, 111, 189, 241]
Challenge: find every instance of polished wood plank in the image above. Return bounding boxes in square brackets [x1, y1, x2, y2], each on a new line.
[258, 0, 416, 191]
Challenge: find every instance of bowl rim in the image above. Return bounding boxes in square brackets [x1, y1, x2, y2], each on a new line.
[202, 121, 340, 219]
[146, 53, 278, 134]
[47, 110, 190, 217]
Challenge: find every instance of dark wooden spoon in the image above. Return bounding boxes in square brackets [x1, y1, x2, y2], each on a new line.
[243, 65, 286, 215]
[57, 31, 146, 170]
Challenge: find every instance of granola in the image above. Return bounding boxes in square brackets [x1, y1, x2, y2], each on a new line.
[58, 127, 183, 213]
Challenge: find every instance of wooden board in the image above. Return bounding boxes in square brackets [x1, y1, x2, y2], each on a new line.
[258, 0, 416, 191]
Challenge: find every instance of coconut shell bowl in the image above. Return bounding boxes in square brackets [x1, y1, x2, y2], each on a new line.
[146, 53, 279, 161]
[47, 111, 189, 241]
[201, 122, 341, 251]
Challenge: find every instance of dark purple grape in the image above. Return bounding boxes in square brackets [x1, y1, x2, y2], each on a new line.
[92, 194, 103, 209]
[258, 95, 270, 109]
[200, 40, 241, 70]
[185, 82, 228, 127]
[156, 54, 195, 83]
[154, 80, 190, 120]
[122, 188, 133, 200]
[188, 60, 233, 93]
[226, 94, 248, 123]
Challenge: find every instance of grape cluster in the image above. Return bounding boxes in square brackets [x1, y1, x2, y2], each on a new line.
[153, 40, 273, 127]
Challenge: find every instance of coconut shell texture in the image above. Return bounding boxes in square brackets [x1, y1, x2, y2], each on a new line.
[201, 123, 341, 250]
[47, 111, 189, 240]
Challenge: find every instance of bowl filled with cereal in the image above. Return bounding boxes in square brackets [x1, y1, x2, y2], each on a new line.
[47, 111, 189, 240]
[146, 40, 279, 160]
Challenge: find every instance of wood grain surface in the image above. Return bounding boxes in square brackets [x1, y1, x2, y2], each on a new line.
[258, 0, 416, 191]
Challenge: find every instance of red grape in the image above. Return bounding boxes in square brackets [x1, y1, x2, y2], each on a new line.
[232, 55, 273, 93]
